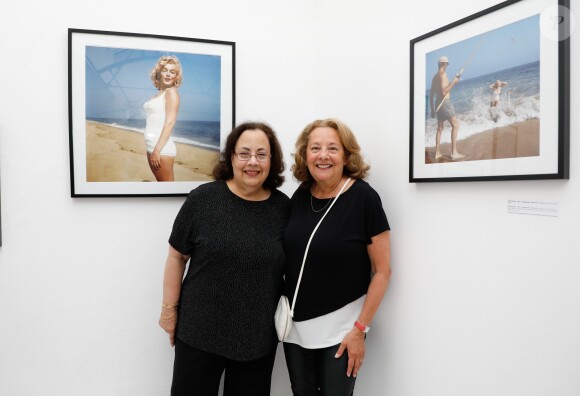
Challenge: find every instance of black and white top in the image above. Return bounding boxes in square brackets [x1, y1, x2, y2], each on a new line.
[283, 179, 390, 322]
[169, 181, 290, 361]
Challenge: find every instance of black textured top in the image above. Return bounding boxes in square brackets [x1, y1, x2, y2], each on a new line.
[169, 181, 290, 361]
[283, 179, 390, 321]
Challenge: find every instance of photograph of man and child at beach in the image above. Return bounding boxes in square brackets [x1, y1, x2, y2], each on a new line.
[424, 13, 541, 164]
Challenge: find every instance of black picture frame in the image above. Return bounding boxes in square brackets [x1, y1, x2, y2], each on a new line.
[410, 0, 569, 182]
[68, 29, 235, 196]
[0, 165, 2, 247]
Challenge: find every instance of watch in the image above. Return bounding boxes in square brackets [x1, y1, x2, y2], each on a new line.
[354, 320, 370, 333]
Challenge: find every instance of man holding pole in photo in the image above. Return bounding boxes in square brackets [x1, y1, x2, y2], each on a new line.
[430, 56, 465, 161]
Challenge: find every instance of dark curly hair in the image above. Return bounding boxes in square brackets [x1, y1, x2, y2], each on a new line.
[213, 121, 285, 189]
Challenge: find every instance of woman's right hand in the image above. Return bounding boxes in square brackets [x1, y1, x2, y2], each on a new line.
[159, 307, 178, 346]
[159, 246, 189, 347]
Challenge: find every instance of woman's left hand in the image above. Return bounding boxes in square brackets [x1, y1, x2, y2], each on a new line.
[149, 151, 161, 170]
[335, 328, 366, 377]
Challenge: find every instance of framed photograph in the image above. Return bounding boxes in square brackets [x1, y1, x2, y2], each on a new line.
[68, 29, 235, 196]
[410, 0, 570, 182]
[0, 161, 2, 246]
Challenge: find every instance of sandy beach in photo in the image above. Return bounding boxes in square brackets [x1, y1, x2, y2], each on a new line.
[86, 121, 218, 182]
[425, 119, 539, 164]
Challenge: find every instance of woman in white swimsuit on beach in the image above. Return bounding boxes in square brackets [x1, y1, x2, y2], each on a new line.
[489, 80, 508, 108]
[143, 55, 182, 181]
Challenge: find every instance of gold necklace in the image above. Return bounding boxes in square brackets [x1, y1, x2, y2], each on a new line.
[310, 195, 332, 213]
[310, 177, 345, 213]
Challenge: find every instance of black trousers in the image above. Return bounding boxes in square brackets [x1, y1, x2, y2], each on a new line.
[283, 342, 356, 396]
[171, 337, 277, 396]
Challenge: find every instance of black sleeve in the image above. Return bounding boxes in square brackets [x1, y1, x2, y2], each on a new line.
[363, 183, 390, 243]
[168, 190, 198, 255]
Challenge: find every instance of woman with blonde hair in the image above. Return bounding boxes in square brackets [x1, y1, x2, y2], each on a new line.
[489, 79, 508, 108]
[283, 118, 391, 395]
[143, 55, 182, 181]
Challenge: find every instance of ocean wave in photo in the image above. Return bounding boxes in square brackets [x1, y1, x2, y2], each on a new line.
[424, 61, 539, 147]
[86, 118, 221, 151]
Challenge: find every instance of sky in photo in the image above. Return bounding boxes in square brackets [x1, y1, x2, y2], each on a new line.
[85, 46, 221, 122]
[426, 14, 540, 88]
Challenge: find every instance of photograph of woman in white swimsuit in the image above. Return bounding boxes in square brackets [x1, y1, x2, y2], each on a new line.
[144, 56, 182, 181]
[82, 42, 228, 192]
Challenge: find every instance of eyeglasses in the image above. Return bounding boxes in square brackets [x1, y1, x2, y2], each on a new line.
[234, 151, 271, 162]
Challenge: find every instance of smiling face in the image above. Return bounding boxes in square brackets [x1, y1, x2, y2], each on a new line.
[230, 129, 271, 194]
[306, 126, 346, 187]
[157, 63, 178, 89]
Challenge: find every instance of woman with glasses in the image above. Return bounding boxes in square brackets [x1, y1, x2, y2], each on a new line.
[283, 118, 391, 395]
[159, 122, 290, 396]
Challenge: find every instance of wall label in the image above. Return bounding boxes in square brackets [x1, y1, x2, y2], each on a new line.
[507, 200, 559, 217]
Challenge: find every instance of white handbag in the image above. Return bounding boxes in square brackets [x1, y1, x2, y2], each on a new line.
[275, 178, 351, 341]
[274, 294, 292, 341]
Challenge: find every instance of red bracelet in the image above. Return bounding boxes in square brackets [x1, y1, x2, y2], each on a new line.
[354, 320, 370, 333]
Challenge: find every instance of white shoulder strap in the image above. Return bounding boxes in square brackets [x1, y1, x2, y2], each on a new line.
[290, 177, 352, 317]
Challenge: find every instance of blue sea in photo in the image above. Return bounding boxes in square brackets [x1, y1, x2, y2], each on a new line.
[87, 117, 221, 151]
[425, 61, 540, 148]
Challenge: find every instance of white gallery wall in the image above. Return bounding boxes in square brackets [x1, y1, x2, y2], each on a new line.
[0, 0, 578, 395]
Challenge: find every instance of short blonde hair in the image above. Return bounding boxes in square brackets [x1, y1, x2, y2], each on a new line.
[150, 55, 183, 89]
[292, 118, 370, 184]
